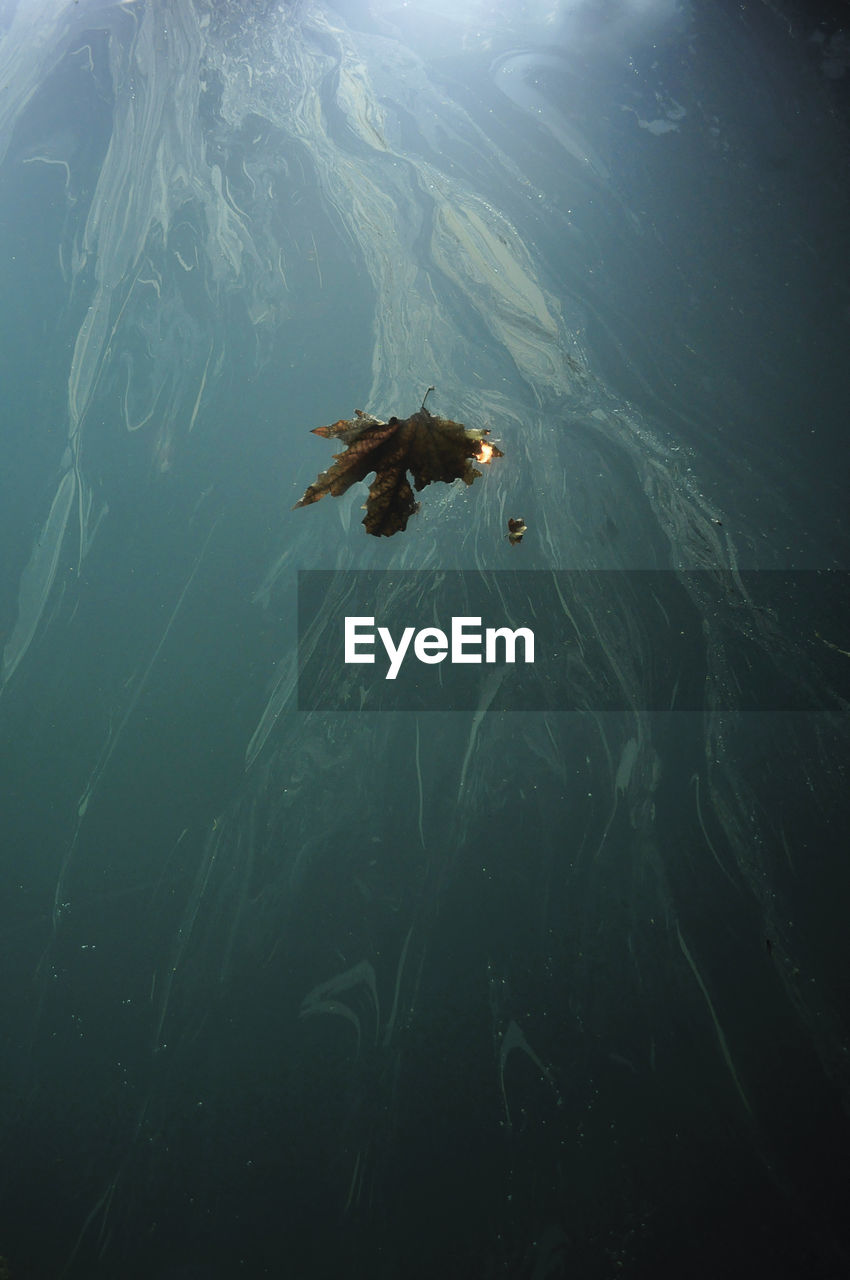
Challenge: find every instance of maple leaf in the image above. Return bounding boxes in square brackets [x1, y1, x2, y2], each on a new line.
[294, 389, 504, 536]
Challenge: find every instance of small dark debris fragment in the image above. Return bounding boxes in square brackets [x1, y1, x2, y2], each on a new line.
[507, 516, 527, 546]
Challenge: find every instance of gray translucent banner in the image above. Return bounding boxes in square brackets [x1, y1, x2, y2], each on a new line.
[297, 570, 849, 713]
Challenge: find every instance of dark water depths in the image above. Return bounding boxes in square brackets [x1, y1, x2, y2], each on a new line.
[0, 1, 848, 1276]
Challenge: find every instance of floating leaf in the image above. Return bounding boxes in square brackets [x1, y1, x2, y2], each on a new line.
[294, 391, 504, 536]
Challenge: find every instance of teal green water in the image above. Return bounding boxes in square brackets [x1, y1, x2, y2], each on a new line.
[0, 2, 848, 1276]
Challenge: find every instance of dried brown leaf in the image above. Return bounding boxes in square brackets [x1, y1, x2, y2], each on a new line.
[294, 399, 503, 537]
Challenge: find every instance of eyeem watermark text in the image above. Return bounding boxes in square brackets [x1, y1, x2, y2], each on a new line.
[345, 616, 535, 680]
[297, 569, 847, 711]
